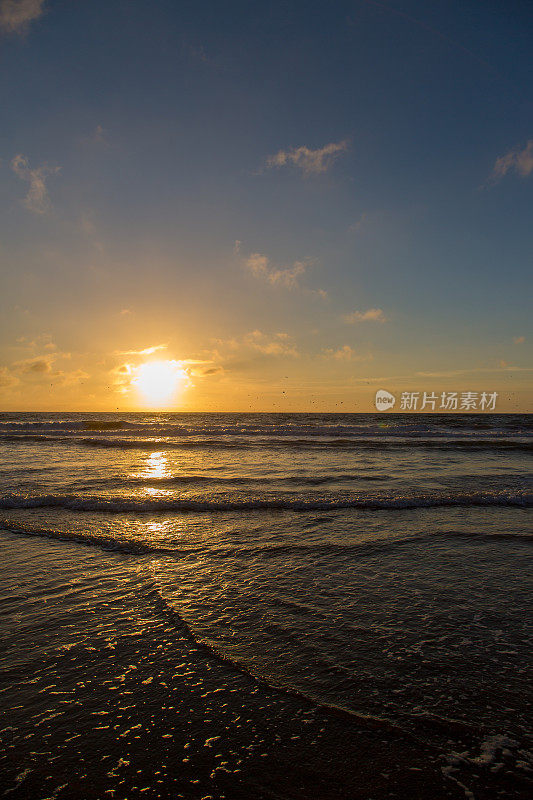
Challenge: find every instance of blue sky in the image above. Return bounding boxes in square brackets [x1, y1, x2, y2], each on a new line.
[0, 0, 531, 411]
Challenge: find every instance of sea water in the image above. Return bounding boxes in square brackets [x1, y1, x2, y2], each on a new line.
[0, 412, 531, 798]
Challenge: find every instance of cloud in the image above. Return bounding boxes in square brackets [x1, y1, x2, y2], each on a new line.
[349, 212, 370, 234]
[416, 365, 533, 377]
[24, 359, 51, 373]
[513, 336, 525, 344]
[343, 308, 387, 324]
[81, 125, 109, 148]
[52, 369, 90, 387]
[321, 346, 373, 362]
[0, 0, 45, 33]
[11, 154, 60, 214]
[116, 344, 168, 356]
[14, 356, 53, 373]
[16, 332, 56, 349]
[244, 252, 308, 289]
[244, 330, 299, 357]
[79, 211, 105, 253]
[490, 140, 533, 182]
[265, 140, 348, 176]
[309, 288, 329, 300]
[348, 211, 387, 235]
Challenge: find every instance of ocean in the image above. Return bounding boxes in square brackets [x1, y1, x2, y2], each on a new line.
[0, 412, 531, 799]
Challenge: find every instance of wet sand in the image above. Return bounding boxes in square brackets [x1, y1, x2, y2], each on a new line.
[0, 533, 530, 800]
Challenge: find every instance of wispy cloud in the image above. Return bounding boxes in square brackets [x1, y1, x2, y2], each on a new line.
[309, 288, 328, 300]
[265, 140, 348, 176]
[513, 336, 525, 344]
[416, 365, 533, 377]
[349, 212, 370, 234]
[115, 344, 168, 356]
[343, 308, 387, 324]
[490, 140, 533, 183]
[80, 124, 109, 148]
[244, 252, 308, 289]
[321, 345, 373, 362]
[79, 211, 105, 253]
[11, 154, 60, 214]
[0, 0, 46, 34]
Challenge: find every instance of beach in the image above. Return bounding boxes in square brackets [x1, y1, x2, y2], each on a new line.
[0, 412, 531, 799]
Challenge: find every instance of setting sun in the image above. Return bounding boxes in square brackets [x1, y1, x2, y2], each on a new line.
[133, 360, 186, 405]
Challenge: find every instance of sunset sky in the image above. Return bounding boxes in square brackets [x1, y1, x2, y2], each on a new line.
[0, 0, 531, 411]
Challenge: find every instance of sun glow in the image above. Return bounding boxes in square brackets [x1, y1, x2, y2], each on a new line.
[133, 360, 186, 405]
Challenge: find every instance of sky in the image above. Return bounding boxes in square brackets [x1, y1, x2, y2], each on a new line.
[0, 0, 531, 412]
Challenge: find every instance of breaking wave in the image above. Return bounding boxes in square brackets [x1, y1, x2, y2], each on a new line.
[2, 433, 532, 452]
[0, 490, 531, 513]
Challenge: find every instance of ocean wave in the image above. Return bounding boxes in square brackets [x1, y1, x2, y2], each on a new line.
[0, 490, 530, 513]
[69, 473, 393, 489]
[0, 418, 531, 440]
[0, 521, 177, 554]
[1, 433, 531, 452]
[1, 520, 530, 562]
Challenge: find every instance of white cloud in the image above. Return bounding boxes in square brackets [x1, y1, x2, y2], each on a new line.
[343, 308, 387, 324]
[0, 0, 45, 33]
[244, 252, 307, 289]
[11, 154, 60, 214]
[265, 140, 348, 176]
[490, 140, 533, 182]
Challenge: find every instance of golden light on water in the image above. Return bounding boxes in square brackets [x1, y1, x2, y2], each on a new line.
[133, 360, 187, 405]
[144, 451, 170, 479]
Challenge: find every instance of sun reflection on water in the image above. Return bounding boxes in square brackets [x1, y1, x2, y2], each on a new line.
[144, 451, 171, 479]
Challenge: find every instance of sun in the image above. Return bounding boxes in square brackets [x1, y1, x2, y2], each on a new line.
[133, 360, 186, 405]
